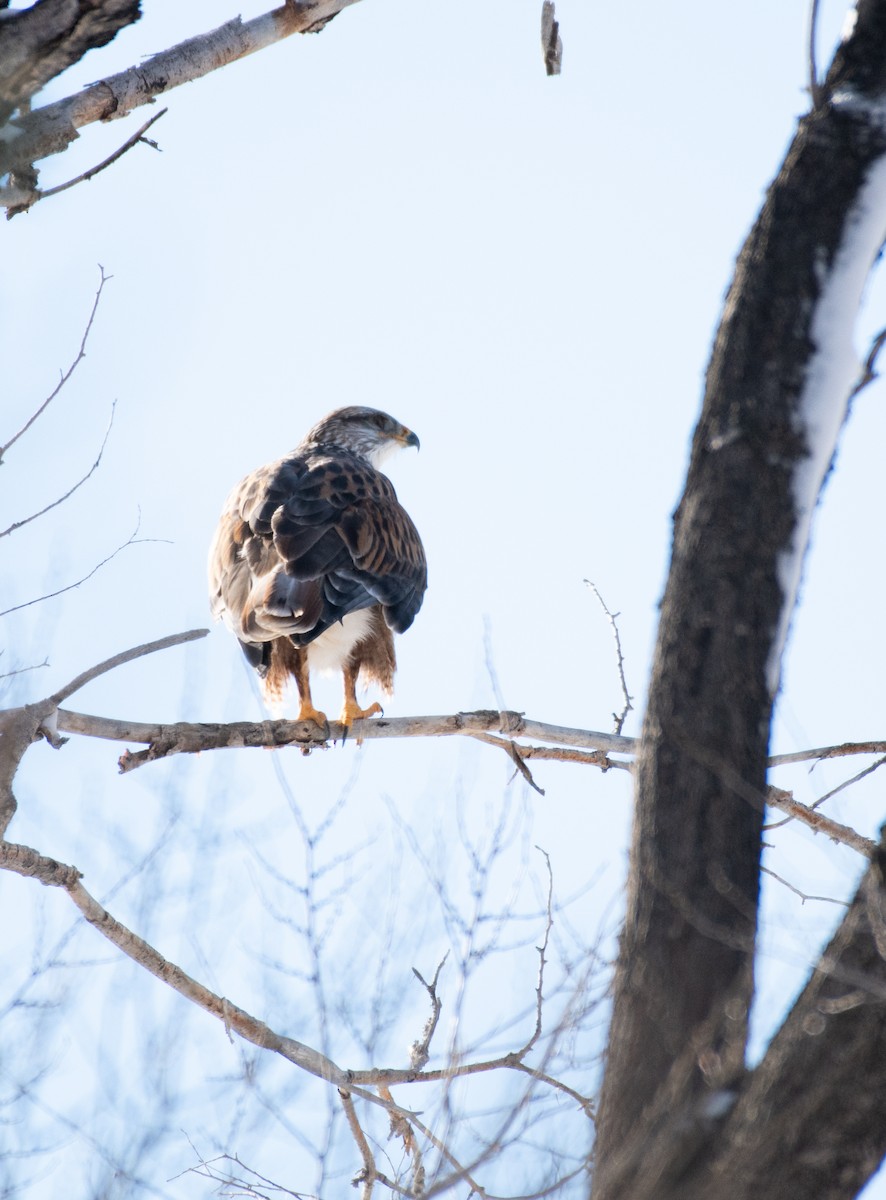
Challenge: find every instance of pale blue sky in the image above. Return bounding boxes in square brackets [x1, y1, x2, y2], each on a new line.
[3, 2, 886, 1195]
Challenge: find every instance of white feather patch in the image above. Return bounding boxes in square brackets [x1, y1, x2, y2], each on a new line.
[306, 609, 374, 675]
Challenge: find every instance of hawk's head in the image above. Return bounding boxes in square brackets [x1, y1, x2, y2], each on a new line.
[303, 406, 420, 469]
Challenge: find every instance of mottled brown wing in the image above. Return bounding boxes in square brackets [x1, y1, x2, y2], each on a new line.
[270, 449, 427, 637]
[208, 447, 426, 660]
[208, 457, 319, 663]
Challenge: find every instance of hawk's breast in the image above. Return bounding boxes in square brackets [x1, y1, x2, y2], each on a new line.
[305, 609, 375, 675]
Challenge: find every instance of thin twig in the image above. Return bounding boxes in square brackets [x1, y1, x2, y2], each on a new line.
[518, 847, 554, 1055]
[0, 401, 116, 539]
[378, 1084, 423, 1195]
[808, 0, 823, 109]
[0, 515, 166, 617]
[49, 629, 209, 706]
[762, 865, 848, 906]
[339, 1090, 378, 1199]
[850, 325, 886, 398]
[766, 787, 878, 858]
[172, 1144, 312, 1198]
[469, 730, 546, 794]
[1, 2, 365, 194]
[35, 110, 167, 206]
[0, 657, 49, 682]
[495, 736, 630, 771]
[810, 755, 886, 811]
[584, 581, 634, 734]
[410, 954, 449, 1070]
[764, 757, 886, 834]
[0, 268, 110, 461]
[0, 839, 586, 1196]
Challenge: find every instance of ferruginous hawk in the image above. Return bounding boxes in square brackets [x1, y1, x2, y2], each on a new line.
[208, 406, 427, 727]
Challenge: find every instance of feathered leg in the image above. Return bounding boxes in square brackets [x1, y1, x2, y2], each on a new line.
[292, 646, 328, 726]
[340, 662, 383, 727]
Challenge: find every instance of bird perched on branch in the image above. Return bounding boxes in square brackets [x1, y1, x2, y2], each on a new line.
[208, 406, 427, 728]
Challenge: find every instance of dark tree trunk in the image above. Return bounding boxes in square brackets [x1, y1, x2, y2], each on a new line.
[594, 4, 886, 1197]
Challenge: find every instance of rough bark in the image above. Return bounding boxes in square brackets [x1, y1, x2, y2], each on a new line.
[0, 0, 361, 212]
[0, 0, 141, 124]
[593, 3, 886, 1197]
[692, 838, 886, 1200]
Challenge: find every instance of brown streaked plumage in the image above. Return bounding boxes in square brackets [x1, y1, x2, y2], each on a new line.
[208, 406, 427, 727]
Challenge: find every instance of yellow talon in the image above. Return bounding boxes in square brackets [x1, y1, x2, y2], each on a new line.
[296, 701, 329, 727]
[339, 699, 383, 727]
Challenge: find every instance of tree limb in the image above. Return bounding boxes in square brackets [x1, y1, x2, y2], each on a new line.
[595, 2, 886, 1194]
[0, 0, 363, 212]
[685, 838, 886, 1200]
[48, 628, 208, 706]
[0, 0, 141, 124]
[44, 703, 880, 858]
[0, 835, 591, 1195]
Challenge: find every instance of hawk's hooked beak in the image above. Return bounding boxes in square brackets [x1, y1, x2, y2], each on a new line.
[400, 427, 420, 451]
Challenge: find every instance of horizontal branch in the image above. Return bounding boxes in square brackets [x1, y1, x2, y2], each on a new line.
[0, 0, 362, 190]
[51, 707, 636, 771]
[769, 740, 886, 766]
[52, 706, 886, 777]
[46, 706, 881, 858]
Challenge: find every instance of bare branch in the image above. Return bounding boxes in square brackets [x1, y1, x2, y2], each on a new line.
[410, 954, 449, 1070]
[0, 268, 110, 461]
[48, 708, 635, 772]
[23, 109, 167, 214]
[0, 835, 590, 1196]
[808, 0, 823, 109]
[584, 580, 634, 734]
[0, 838, 347, 1085]
[0, 1, 364, 198]
[0, 514, 167, 617]
[49, 629, 209, 706]
[339, 1090, 379, 1199]
[378, 1083, 424, 1197]
[469, 730, 546, 794]
[540, 2, 563, 76]
[173, 1146, 314, 1199]
[0, 656, 49, 682]
[514, 742, 632, 770]
[768, 756, 886, 836]
[0, 0, 141, 121]
[0, 401, 116, 539]
[765, 787, 878, 858]
[769, 739, 886, 767]
[517, 847, 554, 1057]
[849, 325, 886, 399]
[761, 865, 849, 907]
[49, 704, 886, 855]
[809, 755, 886, 810]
